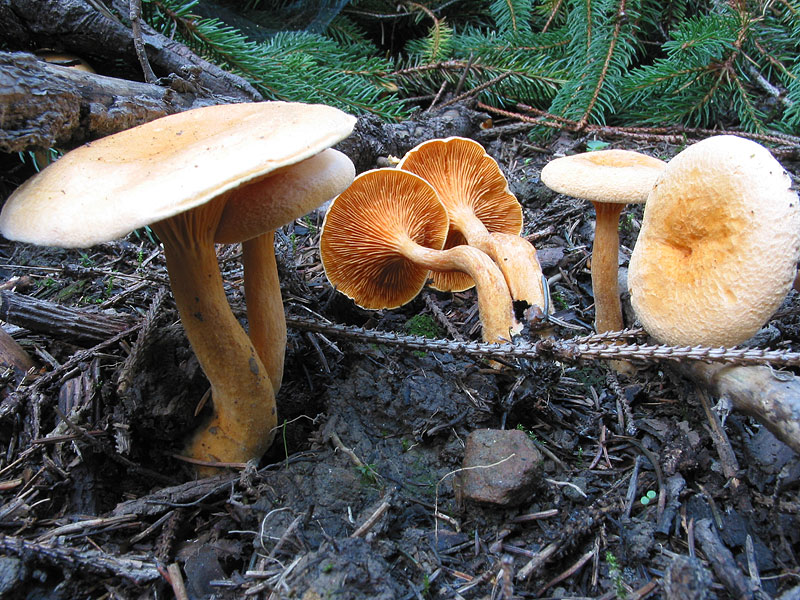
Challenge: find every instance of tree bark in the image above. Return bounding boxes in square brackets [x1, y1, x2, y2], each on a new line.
[0, 0, 261, 102]
[0, 51, 244, 152]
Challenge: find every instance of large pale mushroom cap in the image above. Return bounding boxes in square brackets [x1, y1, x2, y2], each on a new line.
[628, 135, 800, 347]
[320, 169, 449, 309]
[540, 149, 666, 203]
[397, 137, 523, 292]
[0, 102, 356, 247]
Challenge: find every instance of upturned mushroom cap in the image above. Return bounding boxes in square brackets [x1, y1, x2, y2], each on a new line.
[397, 137, 523, 292]
[321, 169, 520, 344]
[540, 149, 667, 204]
[321, 169, 449, 309]
[0, 101, 356, 247]
[628, 135, 800, 347]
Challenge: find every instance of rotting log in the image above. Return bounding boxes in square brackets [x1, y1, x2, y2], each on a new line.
[0, 0, 493, 162]
[0, 51, 236, 153]
[679, 361, 800, 454]
[0, 0, 261, 103]
[0, 49, 491, 168]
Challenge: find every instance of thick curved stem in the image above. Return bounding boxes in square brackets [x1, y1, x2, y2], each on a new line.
[591, 202, 625, 333]
[242, 231, 286, 393]
[488, 232, 546, 311]
[152, 202, 277, 475]
[399, 240, 519, 343]
[453, 210, 547, 316]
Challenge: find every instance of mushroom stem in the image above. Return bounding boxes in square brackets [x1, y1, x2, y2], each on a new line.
[242, 231, 286, 392]
[452, 208, 547, 314]
[398, 238, 519, 343]
[152, 199, 277, 474]
[488, 232, 547, 311]
[590, 201, 626, 333]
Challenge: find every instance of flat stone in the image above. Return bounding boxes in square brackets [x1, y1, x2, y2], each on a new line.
[0, 556, 26, 595]
[458, 429, 544, 506]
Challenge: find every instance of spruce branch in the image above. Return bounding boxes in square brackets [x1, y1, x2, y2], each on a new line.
[490, 0, 533, 35]
[285, 316, 800, 369]
[130, 0, 800, 134]
[547, 0, 643, 126]
[144, 0, 408, 119]
[477, 102, 800, 155]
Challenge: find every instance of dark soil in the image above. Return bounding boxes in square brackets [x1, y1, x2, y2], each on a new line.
[1, 111, 799, 600]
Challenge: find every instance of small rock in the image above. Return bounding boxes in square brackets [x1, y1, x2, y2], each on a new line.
[620, 518, 655, 561]
[662, 555, 712, 600]
[183, 545, 227, 600]
[457, 429, 543, 506]
[535, 246, 565, 270]
[0, 556, 26, 595]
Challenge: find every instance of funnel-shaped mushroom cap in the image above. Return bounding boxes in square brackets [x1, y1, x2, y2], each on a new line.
[321, 169, 449, 309]
[540, 149, 666, 203]
[397, 137, 523, 292]
[629, 135, 800, 347]
[0, 102, 356, 248]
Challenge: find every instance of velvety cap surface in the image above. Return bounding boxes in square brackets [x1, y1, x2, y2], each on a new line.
[541, 149, 666, 203]
[0, 102, 356, 248]
[320, 169, 448, 309]
[628, 135, 800, 346]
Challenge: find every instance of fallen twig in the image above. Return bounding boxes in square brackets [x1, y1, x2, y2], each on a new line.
[286, 316, 800, 368]
[0, 534, 160, 584]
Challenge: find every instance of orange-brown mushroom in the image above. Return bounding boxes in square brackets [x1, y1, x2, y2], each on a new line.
[0, 101, 356, 474]
[397, 137, 547, 315]
[321, 168, 519, 344]
[629, 135, 800, 347]
[540, 149, 666, 334]
[215, 148, 355, 392]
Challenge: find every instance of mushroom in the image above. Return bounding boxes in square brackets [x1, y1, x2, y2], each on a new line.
[0, 101, 356, 473]
[397, 137, 547, 315]
[320, 168, 519, 344]
[215, 148, 355, 392]
[628, 135, 800, 347]
[540, 149, 666, 333]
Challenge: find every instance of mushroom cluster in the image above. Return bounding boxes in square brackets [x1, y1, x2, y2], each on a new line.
[396, 137, 547, 317]
[0, 101, 356, 474]
[628, 135, 800, 347]
[320, 168, 519, 344]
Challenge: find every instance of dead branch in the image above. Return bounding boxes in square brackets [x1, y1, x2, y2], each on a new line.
[680, 362, 800, 455]
[0, 534, 160, 584]
[0, 0, 261, 102]
[694, 519, 755, 600]
[111, 473, 235, 518]
[0, 51, 240, 153]
[0, 290, 135, 345]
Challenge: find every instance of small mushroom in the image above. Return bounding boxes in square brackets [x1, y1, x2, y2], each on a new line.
[320, 168, 519, 344]
[397, 137, 547, 314]
[628, 135, 800, 347]
[0, 101, 356, 473]
[540, 149, 666, 333]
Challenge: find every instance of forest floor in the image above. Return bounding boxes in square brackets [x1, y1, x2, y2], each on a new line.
[0, 106, 799, 600]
